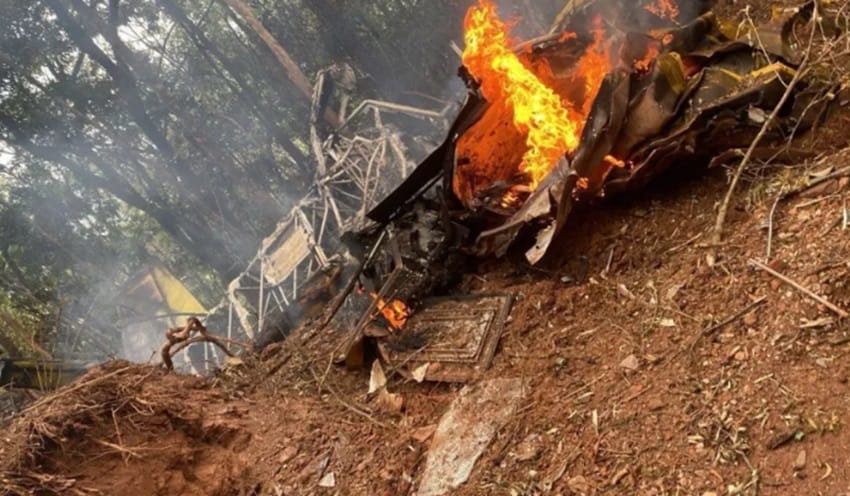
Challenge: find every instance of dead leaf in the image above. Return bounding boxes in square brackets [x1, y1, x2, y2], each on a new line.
[513, 433, 543, 462]
[568, 475, 591, 494]
[793, 450, 807, 471]
[369, 360, 387, 395]
[809, 165, 835, 179]
[411, 363, 430, 383]
[377, 389, 404, 414]
[278, 446, 298, 464]
[411, 425, 437, 443]
[748, 107, 767, 124]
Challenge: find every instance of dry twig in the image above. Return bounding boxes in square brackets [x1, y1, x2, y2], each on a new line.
[750, 259, 849, 318]
[711, 4, 819, 260]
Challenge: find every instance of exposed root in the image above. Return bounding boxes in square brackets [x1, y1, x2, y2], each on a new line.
[159, 317, 234, 370]
[0, 362, 226, 496]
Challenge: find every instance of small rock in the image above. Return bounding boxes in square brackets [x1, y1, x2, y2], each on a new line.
[513, 433, 543, 462]
[793, 450, 807, 471]
[619, 354, 640, 371]
[278, 446, 298, 464]
[318, 472, 335, 488]
[767, 430, 796, 450]
[568, 475, 591, 494]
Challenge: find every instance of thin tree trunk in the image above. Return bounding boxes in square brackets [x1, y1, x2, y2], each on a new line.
[157, 0, 311, 173]
[219, 0, 340, 127]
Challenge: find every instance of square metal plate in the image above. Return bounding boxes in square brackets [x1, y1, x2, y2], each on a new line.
[377, 293, 513, 383]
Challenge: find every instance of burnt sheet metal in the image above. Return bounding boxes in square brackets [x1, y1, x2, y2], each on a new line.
[376, 293, 513, 383]
[475, 8, 822, 263]
[552, 0, 717, 35]
[367, 93, 489, 225]
[338, 201, 470, 367]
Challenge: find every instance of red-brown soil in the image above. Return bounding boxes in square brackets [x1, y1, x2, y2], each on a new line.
[5, 132, 850, 495]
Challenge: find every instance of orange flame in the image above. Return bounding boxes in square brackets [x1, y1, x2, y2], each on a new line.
[370, 292, 410, 330]
[461, 0, 611, 193]
[634, 42, 661, 73]
[644, 0, 679, 22]
[463, 1, 582, 190]
[576, 16, 610, 115]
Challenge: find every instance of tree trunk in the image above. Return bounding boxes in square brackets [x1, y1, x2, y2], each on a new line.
[219, 0, 340, 128]
[156, 0, 311, 176]
[301, 0, 364, 68]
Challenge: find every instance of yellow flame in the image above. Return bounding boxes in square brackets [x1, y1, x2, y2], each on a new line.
[462, 0, 584, 190]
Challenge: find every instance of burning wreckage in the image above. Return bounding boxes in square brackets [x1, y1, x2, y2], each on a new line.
[197, 0, 836, 382]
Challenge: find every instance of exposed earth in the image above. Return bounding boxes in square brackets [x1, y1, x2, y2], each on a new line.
[4, 3, 850, 496]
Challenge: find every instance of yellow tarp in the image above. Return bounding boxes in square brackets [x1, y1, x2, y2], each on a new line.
[124, 265, 206, 323]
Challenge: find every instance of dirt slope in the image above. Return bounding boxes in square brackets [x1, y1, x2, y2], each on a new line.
[5, 129, 850, 495]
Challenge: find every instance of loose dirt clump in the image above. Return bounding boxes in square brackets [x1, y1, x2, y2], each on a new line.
[0, 361, 252, 496]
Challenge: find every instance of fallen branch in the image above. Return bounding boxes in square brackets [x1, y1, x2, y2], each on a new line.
[711, 3, 819, 258]
[750, 259, 849, 318]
